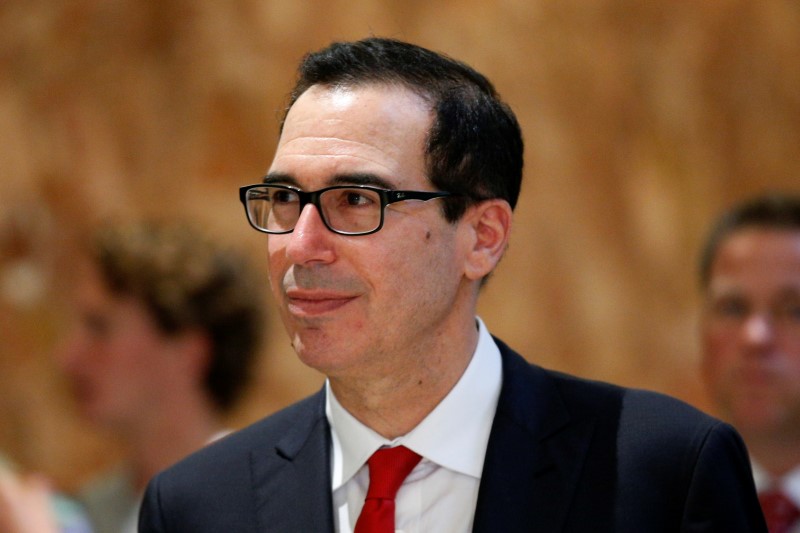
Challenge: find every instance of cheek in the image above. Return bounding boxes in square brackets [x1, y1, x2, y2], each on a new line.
[98, 348, 136, 384]
[105, 333, 158, 376]
[57, 335, 91, 375]
[701, 330, 737, 381]
[375, 233, 437, 277]
[267, 240, 288, 287]
[267, 267, 282, 300]
[383, 233, 460, 302]
[783, 341, 800, 375]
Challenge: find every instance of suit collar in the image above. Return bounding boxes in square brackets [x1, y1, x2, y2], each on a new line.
[473, 339, 597, 532]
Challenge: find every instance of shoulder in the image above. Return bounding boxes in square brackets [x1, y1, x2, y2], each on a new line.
[493, 335, 732, 446]
[555, 368, 717, 432]
[489, 338, 764, 530]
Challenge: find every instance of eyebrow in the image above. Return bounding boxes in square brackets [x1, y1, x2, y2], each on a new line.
[708, 285, 800, 301]
[777, 287, 800, 300]
[262, 172, 396, 190]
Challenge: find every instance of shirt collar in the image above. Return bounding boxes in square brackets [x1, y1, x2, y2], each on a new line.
[326, 317, 503, 490]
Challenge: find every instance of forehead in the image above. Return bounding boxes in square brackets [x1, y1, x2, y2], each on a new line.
[270, 84, 433, 189]
[708, 228, 800, 295]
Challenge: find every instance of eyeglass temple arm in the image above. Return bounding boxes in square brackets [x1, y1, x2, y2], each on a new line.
[389, 190, 453, 202]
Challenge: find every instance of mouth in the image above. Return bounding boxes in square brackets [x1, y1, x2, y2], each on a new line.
[734, 364, 779, 389]
[285, 290, 357, 317]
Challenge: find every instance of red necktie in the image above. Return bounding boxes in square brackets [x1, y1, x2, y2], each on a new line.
[354, 446, 422, 533]
[759, 490, 800, 533]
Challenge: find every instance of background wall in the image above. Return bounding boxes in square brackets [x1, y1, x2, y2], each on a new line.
[1, 0, 798, 491]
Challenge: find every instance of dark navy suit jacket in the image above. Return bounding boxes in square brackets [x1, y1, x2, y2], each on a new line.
[139, 338, 767, 532]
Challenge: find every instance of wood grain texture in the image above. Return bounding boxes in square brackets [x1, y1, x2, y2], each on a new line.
[1, 0, 798, 489]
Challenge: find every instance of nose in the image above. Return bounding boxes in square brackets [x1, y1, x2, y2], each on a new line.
[284, 203, 336, 265]
[742, 312, 775, 347]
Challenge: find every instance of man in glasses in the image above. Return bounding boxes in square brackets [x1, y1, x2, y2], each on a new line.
[700, 194, 800, 533]
[140, 37, 765, 532]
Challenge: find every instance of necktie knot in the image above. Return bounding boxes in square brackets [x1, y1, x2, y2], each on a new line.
[759, 490, 800, 533]
[365, 446, 422, 500]
[354, 445, 421, 533]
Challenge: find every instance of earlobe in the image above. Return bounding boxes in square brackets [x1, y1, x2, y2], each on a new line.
[463, 200, 513, 281]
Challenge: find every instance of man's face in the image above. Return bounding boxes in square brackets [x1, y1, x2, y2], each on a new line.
[265, 84, 472, 380]
[701, 228, 800, 443]
[56, 263, 184, 431]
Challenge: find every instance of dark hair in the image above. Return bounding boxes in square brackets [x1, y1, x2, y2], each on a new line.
[699, 192, 800, 288]
[90, 220, 265, 413]
[283, 37, 524, 222]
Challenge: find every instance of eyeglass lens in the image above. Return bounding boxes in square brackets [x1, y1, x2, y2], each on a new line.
[246, 186, 383, 234]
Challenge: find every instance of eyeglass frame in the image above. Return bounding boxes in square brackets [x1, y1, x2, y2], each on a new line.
[239, 183, 459, 236]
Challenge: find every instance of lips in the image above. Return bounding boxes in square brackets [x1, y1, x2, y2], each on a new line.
[281, 267, 364, 317]
[733, 364, 779, 390]
[285, 289, 356, 316]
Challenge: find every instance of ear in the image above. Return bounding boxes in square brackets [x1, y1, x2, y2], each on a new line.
[462, 199, 513, 281]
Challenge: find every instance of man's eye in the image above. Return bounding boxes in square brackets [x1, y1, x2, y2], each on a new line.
[712, 298, 749, 318]
[344, 192, 372, 206]
[271, 190, 298, 204]
[777, 301, 800, 322]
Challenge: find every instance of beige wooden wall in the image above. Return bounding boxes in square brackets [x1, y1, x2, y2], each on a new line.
[1, 0, 799, 490]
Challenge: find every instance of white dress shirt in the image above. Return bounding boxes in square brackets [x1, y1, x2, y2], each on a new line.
[326, 317, 503, 533]
[752, 460, 800, 533]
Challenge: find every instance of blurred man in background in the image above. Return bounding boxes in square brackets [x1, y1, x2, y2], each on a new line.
[700, 193, 800, 533]
[55, 220, 265, 533]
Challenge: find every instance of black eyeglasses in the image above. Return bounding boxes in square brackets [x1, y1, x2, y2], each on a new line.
[239, 184, 456, 236]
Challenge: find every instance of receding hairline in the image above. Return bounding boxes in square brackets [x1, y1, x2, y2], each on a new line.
[282, 79, 437, 132]
[700, 222, 800, 290]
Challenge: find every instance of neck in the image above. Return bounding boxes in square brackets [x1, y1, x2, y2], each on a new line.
[329, 316, 479, 440]
[122, 395, 223, 492]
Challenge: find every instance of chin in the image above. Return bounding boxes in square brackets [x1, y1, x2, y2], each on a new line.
[296, 348, 336, 372]
[296, 345, 357, 376]
[732, 408, 784, 433]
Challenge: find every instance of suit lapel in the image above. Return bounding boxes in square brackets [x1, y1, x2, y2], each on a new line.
[250, 390, 335, 532]
[472, 341, 596, 533]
